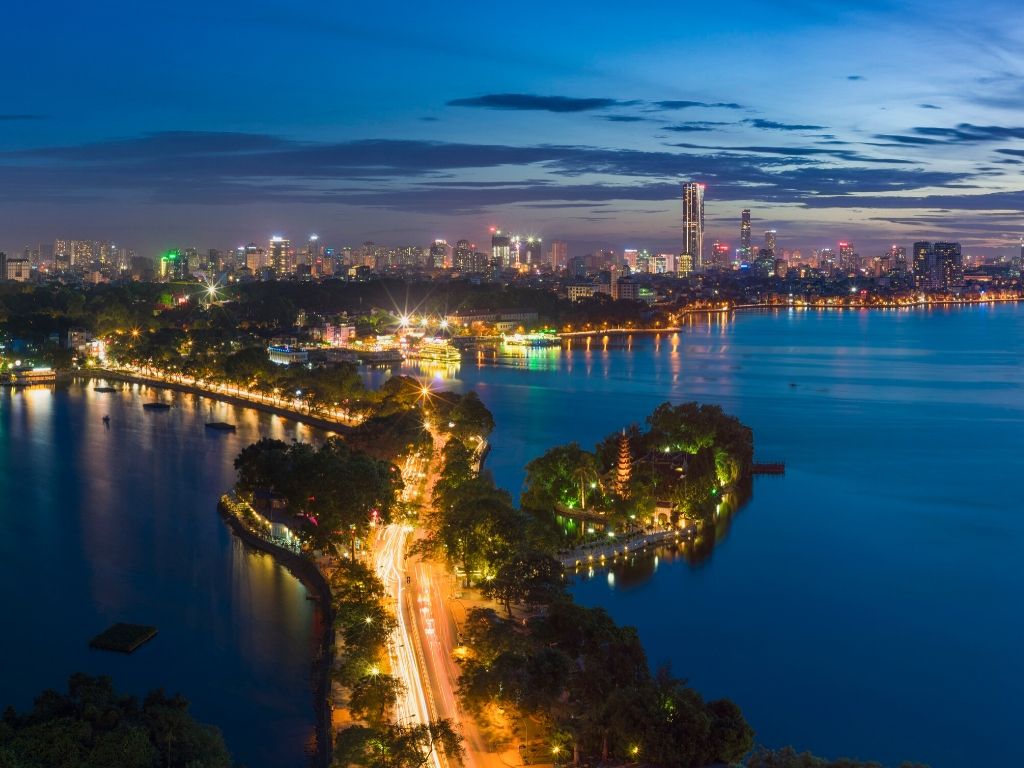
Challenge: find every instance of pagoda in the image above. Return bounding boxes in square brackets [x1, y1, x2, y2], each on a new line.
[614, 430, 632, 498]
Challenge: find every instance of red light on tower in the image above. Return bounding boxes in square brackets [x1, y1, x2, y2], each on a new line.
[489, 226, 496, 233]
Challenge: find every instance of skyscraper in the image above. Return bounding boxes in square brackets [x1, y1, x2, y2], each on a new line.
[838, 241, 854, 270]
[429, 239, 449, 269]
[268, 236, 290, 274]
[912, 242, 932, 288]
[681, 182, 705, 273]
[549, 240, 568, 270]
[491, 229, 511, 269]
[306, 234, 321, 267]
[933, 242, 963, 289]
[740, 209, 751, 257]
[711, 240, 730, 268]
[764, 230, 777, 257]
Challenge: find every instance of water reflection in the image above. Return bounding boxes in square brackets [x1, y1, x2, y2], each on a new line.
[0, 381, 319, 768]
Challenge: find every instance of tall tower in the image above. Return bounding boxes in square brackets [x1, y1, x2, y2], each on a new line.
[614, 430, 632, 499]
[764, 230, 777, 257]
[681, 182, 705, 273]
[740, 209, 751, 256]
[912, 242, 932, 288]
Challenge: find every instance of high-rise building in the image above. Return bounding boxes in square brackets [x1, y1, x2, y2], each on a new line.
[711, 240, 730, 268]
[429, 239, 449, 269]
[268, 236, 290, 274]
[160, 249, 188, 281]
[764, 230, 777, 257]
[511, 236, 542, 269]
[891, 245, 908, 274]
[933, 242, 963, 289]
[549, 240, 568, 270]
[454, 239, 474, 272]
[838, 241, 855, 270]
[306, 235, 321, 268]
[912, 242, 932, 288]
[740, 209, 751, 257]
[491, 230, 511, 269]
[681, 182, 705, 272]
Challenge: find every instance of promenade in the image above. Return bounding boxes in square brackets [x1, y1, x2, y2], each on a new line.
[79, 366, 360, 433]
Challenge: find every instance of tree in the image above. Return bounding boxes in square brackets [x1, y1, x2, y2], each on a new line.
[348, 674, 404, 727]
[333, 720, 462, 768]
[0, 674, 233, 768]
[479, 551, 565, 617]
[447, 391, 495, 448]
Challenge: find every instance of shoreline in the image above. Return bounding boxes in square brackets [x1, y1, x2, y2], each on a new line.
[75, 369, 353, 435]
[557, 295, 1023, 338]
[217, 498, 334, 768]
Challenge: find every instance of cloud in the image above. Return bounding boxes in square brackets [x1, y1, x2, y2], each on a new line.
[871, 134, 945, 146]
[0, 130, 972, 215]
[745, 118, 826, 131]
[847, 75, 865, 81]
[918, 104, 942, 110]
[601, 115, 648, 122]
[910, 123, 1024, 143]
[664, 121, 730, 133]
[447, 93, 628, 112]
[653, 100, 744, 110]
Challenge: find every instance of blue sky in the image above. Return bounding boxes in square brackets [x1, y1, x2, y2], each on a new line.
[3, 0, 1024, 257]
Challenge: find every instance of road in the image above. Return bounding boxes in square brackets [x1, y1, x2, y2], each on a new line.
[372, 423, 505, 768]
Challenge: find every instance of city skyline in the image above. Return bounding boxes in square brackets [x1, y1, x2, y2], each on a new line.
[3, 1, 1024, 257]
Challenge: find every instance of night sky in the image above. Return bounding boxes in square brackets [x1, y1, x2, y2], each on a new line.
[4, 0, 1024, 257]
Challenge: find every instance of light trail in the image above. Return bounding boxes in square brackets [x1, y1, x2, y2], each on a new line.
[374, 523, 444, 768]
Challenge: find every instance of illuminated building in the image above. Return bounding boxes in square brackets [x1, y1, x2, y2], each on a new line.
[838, 241, 855, 270]
[267, 345, 309, 365]
[491, 229, 511, 269]
[614, 431, 632, 499]
[655, 253, 675, 273]
[891, 245, 908, 274]
[711, 240, 730, 268]
[549, 240, 568, 269]
[306, 234, 320, 268]
[740, 209, 751, 258]
[4, 257, 30, 282]
[268, 236, 291, 274]
[623, 249, 639, 271]
[511, 235, 542, 269]
[681, 182, 705, 272]
[429, 239, 449, 269]
[913, 242, 932, 288]
[454, 239, 474, 271]
[160, 249, 188, 281]
[764, 230, 777, 257]
[933, 242, 963, 289]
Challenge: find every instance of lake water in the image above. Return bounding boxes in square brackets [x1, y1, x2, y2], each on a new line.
[0, 382, 325, 768]
[5, 304, 1023, 768]
[395, 304, 1024, 768]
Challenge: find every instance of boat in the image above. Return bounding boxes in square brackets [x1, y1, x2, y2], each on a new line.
[102, 415, 110, 424]
[502, 331, 562, 347]
[406, 338, 462, 364]
[7, 367, 57, 386]
[94, 386, 117, 393]
[142, 402, 171, 411]
[205, 421, 237, 431]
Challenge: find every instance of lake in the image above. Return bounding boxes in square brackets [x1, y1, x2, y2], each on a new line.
[394, 304, 1024, 768]
[0, 382, 325, 768]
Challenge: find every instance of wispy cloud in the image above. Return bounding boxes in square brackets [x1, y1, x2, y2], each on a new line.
[447, 93, 630, 112]
[653, 100, 744, 110]
[745, 118, 826, 131]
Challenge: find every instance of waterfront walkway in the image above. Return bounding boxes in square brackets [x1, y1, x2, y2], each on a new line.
[80, 367, 359, 434]
[558, 524, 697, 570]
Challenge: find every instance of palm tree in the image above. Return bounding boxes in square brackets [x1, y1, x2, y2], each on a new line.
[572, 458, 598, 510]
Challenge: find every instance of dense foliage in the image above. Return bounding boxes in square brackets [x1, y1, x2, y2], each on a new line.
[522, 401, 754, 537]
[0, 674, 233, 768]
[234, 437, 401, 553]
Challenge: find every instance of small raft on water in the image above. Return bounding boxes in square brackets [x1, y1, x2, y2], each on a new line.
[142, 402, 171, 411]
[205, 421, 237, 431]
[89, 623, 158, 654]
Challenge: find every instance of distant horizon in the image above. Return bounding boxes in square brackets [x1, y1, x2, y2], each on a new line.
[4, 1, 1024, 258]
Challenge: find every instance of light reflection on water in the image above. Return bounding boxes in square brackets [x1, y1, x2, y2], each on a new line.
[0, 380, 322, 768]
[372, 305, 1024, 768]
